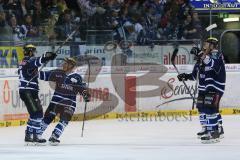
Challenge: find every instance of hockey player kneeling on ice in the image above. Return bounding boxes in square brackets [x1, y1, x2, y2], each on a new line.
[39, 57, 90, 145]
[177, 37, 226, 144]
[18, 44, 57, 145]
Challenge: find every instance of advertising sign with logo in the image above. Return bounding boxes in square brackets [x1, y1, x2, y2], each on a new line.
[162, 45, 194, 65]
[0, 65, 240, 121]
[0, 46, 24, 68]
[190, 0, 240, 12]
[86, 45, 194, 66]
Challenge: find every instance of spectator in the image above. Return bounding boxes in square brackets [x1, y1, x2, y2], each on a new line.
[158, 9, 174, 40]
[123, 21, 137, 42]
[176, 0, 192, 22]
[54, 9, 79, 41]
[19, 0, 28, 16]
[143, 0, 165, 17]
[119, 4, 130, 23]
[8, 14, 26, 45]
[47, 0, 61, 17]
[45, 14, 59, 41]
[111, 7, 135, 42]
[142, 4, 159, 41]
[0, 0, 203, 45]
[191, 11, 202, 39]
[4, 0, 30, 25]
[77, 0, 106, 16]
[176, 0, 193, 39]
[57, 0, 69, 14]
[22, 14, 39, 38]
[182, 14, 198, 39]
[131, 13, 148, 45]
[32, 0, 44, 26]
[0, 8, 12, 44]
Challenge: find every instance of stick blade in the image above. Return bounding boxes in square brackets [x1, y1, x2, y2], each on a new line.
[171, 48, 179, 64]
[205, 23, 217, 32]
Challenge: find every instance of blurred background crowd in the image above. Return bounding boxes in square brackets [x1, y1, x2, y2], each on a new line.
[0, 0, 203, 45]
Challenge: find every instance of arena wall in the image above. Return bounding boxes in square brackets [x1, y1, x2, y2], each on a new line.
[0, 64, 239, 127]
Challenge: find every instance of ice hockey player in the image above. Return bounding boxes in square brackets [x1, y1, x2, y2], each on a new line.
[39, 57, 90, 145]
[18, 44, 57, 145]
[177, 37, 226, 144]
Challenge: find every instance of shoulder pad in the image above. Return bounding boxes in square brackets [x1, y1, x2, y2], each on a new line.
[211, 51, 220, 59]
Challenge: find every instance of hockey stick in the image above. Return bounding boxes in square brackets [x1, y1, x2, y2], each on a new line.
[171, 48, 195, 100]
[81, 59, 91, 137]
[26, 26, 80, 87]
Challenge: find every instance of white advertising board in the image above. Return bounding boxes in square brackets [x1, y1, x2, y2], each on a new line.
[0, 64, 240, 121]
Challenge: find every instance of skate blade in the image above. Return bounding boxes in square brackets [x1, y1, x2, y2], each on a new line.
[197, 134, 208, 139]
[201, 138, 220, 144]
[24, 142, 35, 146]
[34, 142, 47, 146]
[49, 141, 60, 146]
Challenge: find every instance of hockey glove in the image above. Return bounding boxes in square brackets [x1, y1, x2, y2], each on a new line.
[82, 90, 91, 102]
[42, 52, 57, 61]
[177, 73, 192, 81]
[190, 47, 201, 56]
[190, 47, 204, 63]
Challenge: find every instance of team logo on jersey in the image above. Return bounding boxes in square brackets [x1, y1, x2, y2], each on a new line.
[70, 77, 78, 83]
[200, 74, 205, 79]
[56, 74, 63, 78]
[61, 84, 73, 91]
[205, 66, 212, 72]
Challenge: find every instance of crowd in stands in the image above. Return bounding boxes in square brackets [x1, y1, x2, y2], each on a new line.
[0, 0, 203, 45]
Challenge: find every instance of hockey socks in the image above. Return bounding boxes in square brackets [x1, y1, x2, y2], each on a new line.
[197, 113, 207, 138]
[201, 114, 220, 144]
[25, 117, 46, 146]
[51, 120, 68, 139]
[25, 112, 46, 145]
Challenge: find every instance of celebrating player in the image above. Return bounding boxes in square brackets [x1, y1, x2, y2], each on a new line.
[18, 44, 57, 145]
[177, 37, 226, 144]
[39, 57, 90, 145]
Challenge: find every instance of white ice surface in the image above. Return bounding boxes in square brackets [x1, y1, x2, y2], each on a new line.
[0, 116, 240, 160]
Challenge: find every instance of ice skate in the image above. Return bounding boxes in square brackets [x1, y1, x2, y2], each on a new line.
[49, 135, 60, 146]
[218, 126, 224, 139]
[197, 127, 207, 139]
[24, 132, 34, 146]
[33, 134, 47, 146]
[201, 130, 220, 144]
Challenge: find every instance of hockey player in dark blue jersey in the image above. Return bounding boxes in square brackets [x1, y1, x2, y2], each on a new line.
[177, 37, 226, 144]
[18, 44, 57, 145]
[39, 57, 90, 145]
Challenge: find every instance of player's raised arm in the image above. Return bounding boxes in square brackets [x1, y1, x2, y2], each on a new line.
[23, 45, 57, 68]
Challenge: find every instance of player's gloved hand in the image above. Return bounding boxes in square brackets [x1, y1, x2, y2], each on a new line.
[82, 90, 91, 102]
[177, 73, 191, 81]
[190, 47, 201, 56]
[190, 47, 204, 63]
[42, 52, 57, 61]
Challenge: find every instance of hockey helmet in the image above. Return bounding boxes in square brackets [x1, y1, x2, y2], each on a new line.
[23, 44, 36, 56]
[205, 37, 218, 46]
[64, 57, 77, 66]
